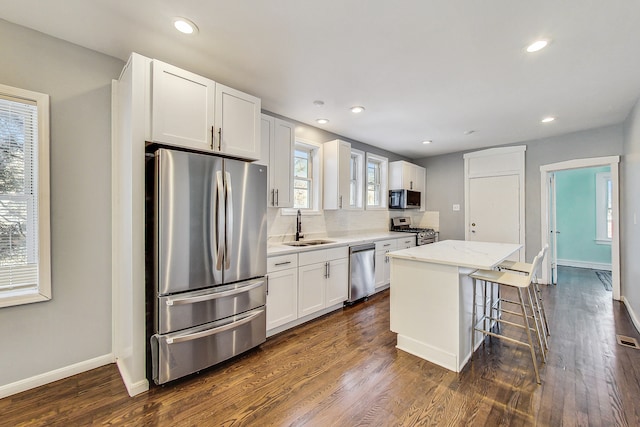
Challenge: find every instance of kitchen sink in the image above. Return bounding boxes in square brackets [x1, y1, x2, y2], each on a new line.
[283, 239, 335, 247]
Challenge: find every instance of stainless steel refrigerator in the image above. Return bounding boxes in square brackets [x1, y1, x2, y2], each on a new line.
[149, 148, 267, 385]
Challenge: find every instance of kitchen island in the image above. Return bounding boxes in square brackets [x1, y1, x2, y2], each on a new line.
[387, 240, 521, 372]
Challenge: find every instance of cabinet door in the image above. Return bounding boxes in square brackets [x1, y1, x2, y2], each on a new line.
[151, 60, 215, 150]
[266, 268, 298, 330]
[323, 140, 352, 210]
[325, 257, 348, 306]
[215, 83, 261, 161]
[298, 263, 326, 317]
[375, 250, 386, 289]
[414, 165, 426, 211]
[270, 118, 294, 208]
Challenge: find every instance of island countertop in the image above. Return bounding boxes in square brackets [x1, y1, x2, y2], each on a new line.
[386, 239, 522, 270]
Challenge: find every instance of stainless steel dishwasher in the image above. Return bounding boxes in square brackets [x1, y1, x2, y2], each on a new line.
[347, 243, 375, 304]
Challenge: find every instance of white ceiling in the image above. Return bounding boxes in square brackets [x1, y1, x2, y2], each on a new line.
[2, 0, 640, 158]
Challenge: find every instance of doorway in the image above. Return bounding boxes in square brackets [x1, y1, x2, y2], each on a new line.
[540, 156, 620, 300]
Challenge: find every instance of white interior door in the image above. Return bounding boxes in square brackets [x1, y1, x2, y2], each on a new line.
[468, 175, 521, 260]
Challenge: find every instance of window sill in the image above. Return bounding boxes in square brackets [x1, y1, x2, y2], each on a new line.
[595, 239, 612, 245]
[0, 288, 51, 308]
[365, 206, 388, 211]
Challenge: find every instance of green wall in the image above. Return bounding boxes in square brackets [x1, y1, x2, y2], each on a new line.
[555, 166, 612, 266]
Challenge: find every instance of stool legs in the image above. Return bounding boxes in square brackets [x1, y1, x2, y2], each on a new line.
[517, 287, 541, 384]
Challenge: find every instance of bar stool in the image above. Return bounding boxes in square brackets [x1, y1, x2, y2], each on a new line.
[470, 253, 545, 384]
[498, 245, 550, 340]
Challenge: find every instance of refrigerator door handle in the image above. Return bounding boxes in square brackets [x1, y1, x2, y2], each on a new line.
[215, 170, 225, 271]
[224, 171, 233, 270]
[166, 310, 263, 344]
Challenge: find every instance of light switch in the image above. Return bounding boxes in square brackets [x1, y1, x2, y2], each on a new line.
[452, 204, 460, 211]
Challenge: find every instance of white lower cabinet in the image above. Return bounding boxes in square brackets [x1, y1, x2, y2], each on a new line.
[375, 239, 397, 290]
[267, 254, 298, 331]
[298, 246, 349, 318]
[397, 236, 416, 249]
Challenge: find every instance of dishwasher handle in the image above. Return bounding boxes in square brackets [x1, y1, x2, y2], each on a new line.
[349, 243, 375, 254]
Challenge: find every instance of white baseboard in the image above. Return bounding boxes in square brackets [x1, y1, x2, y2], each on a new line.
[622, 296, 640, 335]
[116, 358, 149, 397]
[0, 353, 114, 399]
[557, 259, 612, 271]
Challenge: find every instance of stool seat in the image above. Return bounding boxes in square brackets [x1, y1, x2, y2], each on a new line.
[497, 260, 533, 274]
[470, 269, 531, 289]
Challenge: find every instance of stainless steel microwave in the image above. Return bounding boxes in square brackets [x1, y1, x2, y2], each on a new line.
[389, 189, 421, 209]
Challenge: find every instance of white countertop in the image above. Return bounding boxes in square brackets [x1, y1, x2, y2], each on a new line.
[386, 239, 522, 270]
[267, 231, 412, 256]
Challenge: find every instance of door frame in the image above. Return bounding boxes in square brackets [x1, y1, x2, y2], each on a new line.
[464, 146, 526, 261]
[540, 156, 620, 300]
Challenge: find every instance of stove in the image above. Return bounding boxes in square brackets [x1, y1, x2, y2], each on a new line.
[390, 217, 437, 246]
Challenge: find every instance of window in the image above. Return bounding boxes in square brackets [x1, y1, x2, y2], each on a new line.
[595, 171, 612, 244]
[0, 84, 50, 308]
[290, 139, 322, 213]
[294, 147, 312, 209]
[349, 149, 364, 209]
[366, 153, 388, 209]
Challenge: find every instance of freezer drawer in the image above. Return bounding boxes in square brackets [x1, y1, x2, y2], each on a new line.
[151, 307, 266, 385]
[157, 278, 266, 334]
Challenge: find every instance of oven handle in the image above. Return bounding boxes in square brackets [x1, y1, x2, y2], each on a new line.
[165, 279, 265, 306]
[166, 310, 263, 344]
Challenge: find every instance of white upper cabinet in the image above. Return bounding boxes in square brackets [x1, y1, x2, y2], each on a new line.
[260, 114, 294, 208]
[389, 160, 426, 211]
[150, 59, 261, 161]
[151, 60, 215, 151]
[323, 139, 352, 210]
[214, 83, 261, 160]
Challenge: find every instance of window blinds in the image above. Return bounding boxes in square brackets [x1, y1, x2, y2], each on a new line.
[0, 95, 39, 292]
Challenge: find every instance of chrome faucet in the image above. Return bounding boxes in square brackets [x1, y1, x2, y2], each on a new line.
[295, 209, 304, 241]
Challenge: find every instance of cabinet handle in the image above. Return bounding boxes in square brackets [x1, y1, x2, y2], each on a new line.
[325, 262, 329, 278]
[410, 180, 413, 190]
[327, 261, 331, 278]
[276, 189, 279, 206]
[274, 261, 291, 266]
[218, 128, 222, 151]
[271, 189, 275, 206]
[211, 126, 215, 150]
[339, 195, 343, 209]
[383, 244, 391, 247]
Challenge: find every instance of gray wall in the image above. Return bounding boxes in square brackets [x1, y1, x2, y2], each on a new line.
[0, 19, 124, 386]
[622, 98, 640, 321]
[415, 124, 625, 261]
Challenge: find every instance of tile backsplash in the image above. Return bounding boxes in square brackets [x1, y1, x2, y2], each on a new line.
[267, 208, 439, 243]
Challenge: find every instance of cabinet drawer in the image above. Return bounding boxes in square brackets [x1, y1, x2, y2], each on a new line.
[326, 246, 348, 261]
[267, 254, 298, 272]
[298, 249, 327, 266]
[375, 239, 397, 251]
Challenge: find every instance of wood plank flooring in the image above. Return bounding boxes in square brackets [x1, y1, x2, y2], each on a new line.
[2, 266, 640, 426]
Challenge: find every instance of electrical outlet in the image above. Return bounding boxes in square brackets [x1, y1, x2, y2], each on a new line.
[452, 204, 460, 211]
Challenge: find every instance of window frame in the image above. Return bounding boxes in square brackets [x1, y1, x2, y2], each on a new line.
[595, 171, 612, 245]
[0, 83, 51, 308]
[283, 138, 323, 216]
[349, 149, 364, 210]
[365, 153, 388, 210]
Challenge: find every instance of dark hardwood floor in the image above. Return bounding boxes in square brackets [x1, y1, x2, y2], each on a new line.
[3, 266, 640, 426]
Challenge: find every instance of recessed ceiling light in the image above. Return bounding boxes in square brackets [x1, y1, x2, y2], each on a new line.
[422, 140, 432, 145]
[173, 17, 198, 35]
[350, 106, 365, 113]
[527, 39, 549, 53]
[541, 116, 555, 123]
[316, 118, 329, 124]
